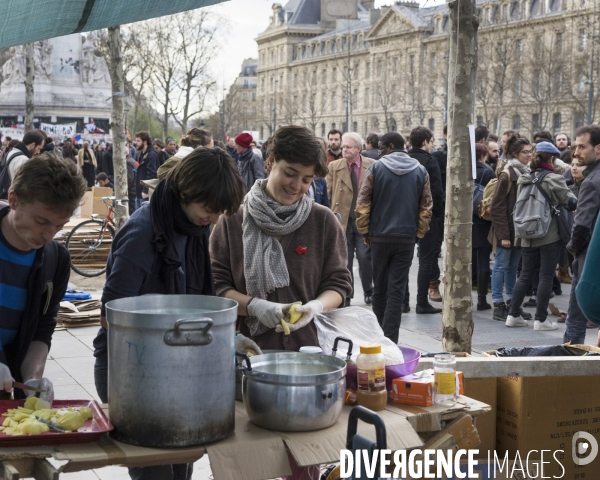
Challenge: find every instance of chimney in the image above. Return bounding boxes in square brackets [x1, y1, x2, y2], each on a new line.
[361, 0, 375, 10]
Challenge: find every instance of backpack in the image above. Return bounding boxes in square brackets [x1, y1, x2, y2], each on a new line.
[478, 166, 512, 221]
[513, 171, 553, 240]
[473, 171, 485, 215]
[0, 150, 21, 200]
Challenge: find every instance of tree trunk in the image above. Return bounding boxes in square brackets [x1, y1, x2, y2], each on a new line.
[108, 26, 129, 231]
[442, 0, 479, 353]
[24, 43, 35, 133]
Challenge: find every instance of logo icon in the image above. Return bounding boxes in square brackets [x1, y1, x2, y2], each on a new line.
[572, 432, 599, 466]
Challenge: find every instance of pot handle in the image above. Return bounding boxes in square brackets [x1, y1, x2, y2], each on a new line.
[164, 318, 213, 346]
[332, 336, 353, 361]
[235, 352, 252, 373]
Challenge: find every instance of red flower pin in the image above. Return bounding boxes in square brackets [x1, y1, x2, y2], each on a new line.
[295, 245, 308, 256]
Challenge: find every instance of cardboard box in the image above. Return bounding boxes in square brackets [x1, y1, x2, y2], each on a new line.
[464, 377, 497, 459]
[79, 190, 93, 218]
[496, 375, 600, 479]
[91, 186, 113, 219]
[391, 369, 464, 407]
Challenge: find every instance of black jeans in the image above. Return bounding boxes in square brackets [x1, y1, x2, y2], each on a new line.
[346, 218, 373, 298]
[474, 243, 493, 299]
[431, 216, 444, 282]
[371, 242, 414, 344]
[416, 219, 439, 305]
[94, 354, 193, 480]
[508, 241, 563, 321]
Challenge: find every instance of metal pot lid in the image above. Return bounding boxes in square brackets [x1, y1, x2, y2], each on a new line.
[245, 352, 346, 386]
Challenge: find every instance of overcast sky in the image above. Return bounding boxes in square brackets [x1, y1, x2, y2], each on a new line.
[208, 0, 441, 105]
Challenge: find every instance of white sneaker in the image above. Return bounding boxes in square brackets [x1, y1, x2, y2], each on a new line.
[534, 319, 558, 331]
[506, 315, 528, 327]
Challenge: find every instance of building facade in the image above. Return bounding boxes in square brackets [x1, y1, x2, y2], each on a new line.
[0, 32, 112, 137]
[255, 0, 596, 142]
[222, 58, 259, 137]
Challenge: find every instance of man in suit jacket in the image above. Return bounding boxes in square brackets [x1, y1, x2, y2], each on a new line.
[327, 132, 375, 306]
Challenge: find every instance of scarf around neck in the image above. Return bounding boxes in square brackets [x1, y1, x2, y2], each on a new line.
[537, 162, 555, 173]
[508, 158, 530, 177]
[150, 179, 214, 296]
[242, 179, 313, 335]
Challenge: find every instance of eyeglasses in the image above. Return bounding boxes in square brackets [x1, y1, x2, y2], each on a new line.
[521, 150, 533, 155]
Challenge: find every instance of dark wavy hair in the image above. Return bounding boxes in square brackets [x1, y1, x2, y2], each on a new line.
[166, 147, 246, 215]
[267, 125, 327, 177]
[504, 134, 531, 159]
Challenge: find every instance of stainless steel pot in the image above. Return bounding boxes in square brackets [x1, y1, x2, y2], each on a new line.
[106, 295, 238, 447]
[237, 352, 347, 432]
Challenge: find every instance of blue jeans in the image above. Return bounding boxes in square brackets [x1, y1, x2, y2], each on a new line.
[491, 246, 521, 304]
[564, 275, 588, 345]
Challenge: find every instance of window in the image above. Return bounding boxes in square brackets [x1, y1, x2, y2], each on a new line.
[435, 17, 441, 33]
[332, 67, 337, 82]
[270, 50, 274, 64]
[332, 92, 337, 110]
[294, 74, 298, 88]
[332, 123, 336, 130]
[252, 92, 256, 101]
[392, 57, 399, 74]
[549, 0, 560, 12]
[575, 112, 585, 129]
[501, 3, 508, 19]
[556, 68, 563, 94]
[366, 62, 371, 79]
[553, 112, 561, 134]
[428, 118, 435, 132]
[352, 121, 358, 132]
[477, 115, 484, 126]
[532, 113, 540, 132]
[365, 87, 370, 108]
[354, 64, 359, 80]
[431, 53, 437, 69]
[377, 59, 382, 77]
[364, 121, 368, 136]
[579, 31, 587, 51]
[516, 40, 522, 61]
[242, 93, 247, 101]
[512, 114, 521, 129]
[312, 70, 316, 86]
[321, 123, 326, 136]
[377, 88, 382, 107]
[321, 92, 327, 109]
[531, 0, 540, 16]
[514, 74, 522, 97]
[533, 69, 541, 97]
[353, 92, 358, 110]
[322, 70, 327, 84]
[280, 48, 284, 62]
[556, 33, 563, 55]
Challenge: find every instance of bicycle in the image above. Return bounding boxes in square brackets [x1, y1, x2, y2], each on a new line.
[65, 196, 128, 277]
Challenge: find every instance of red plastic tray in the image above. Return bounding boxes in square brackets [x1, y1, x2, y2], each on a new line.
[0, 399, 113, 447]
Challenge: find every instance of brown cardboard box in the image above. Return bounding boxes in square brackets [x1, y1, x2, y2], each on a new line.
[464, 377, 497, 459]
[91, 186, 113, 219]
[79, 190, 93, 218]
[496, 375, 600, 479]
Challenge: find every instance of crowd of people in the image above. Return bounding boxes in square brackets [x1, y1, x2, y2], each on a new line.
[1, 121, 600, 479]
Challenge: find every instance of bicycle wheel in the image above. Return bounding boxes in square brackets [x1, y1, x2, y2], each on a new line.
[65, 219, 115, 277]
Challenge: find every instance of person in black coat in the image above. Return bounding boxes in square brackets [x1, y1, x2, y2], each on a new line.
[406, 127, 444, 314]
[473, 144, 496, 310]
[101, 146, 114, 181]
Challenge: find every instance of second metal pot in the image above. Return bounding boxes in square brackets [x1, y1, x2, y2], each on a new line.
[237, 352, 347, 432]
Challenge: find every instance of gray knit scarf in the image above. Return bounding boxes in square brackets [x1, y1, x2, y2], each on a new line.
[243, 179, 313, 335]
[508, 158, 530, 177]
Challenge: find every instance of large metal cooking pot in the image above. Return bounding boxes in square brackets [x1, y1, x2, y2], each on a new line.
[106, 295, 238, 447]
[236, 351, 347, 432]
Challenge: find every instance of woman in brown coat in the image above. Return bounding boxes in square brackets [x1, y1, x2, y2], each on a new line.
[210, 125, 352, 351]
[77, 142, 97, 187]
[489, 134, 532, 321]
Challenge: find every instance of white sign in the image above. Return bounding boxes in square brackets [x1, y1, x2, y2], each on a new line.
[0, 128, 24, 141]
[469, 124, 476, 180]
[40, 122, 78, 137]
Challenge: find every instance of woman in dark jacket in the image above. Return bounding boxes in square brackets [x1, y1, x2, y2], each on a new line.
[473, 144, 495, 310]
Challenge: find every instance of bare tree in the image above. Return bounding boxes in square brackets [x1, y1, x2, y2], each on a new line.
[169, 10, 222, 135]
[404, 51, 428, 127]
[299, 89, 329, 133]
[24, 43, 34, 132]
[442, 0, 478, 353]
[374, 53, 399, 132]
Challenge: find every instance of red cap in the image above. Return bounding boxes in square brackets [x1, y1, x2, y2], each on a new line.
[235, 133, 253, 149]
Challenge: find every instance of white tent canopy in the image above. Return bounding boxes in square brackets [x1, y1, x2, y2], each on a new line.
[0, 0, 227, 50]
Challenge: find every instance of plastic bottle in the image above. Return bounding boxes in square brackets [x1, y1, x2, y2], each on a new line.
[356, 344, 387, 411]
[434, 353, 457, 407]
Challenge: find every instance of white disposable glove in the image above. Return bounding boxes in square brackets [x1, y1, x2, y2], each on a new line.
[235, 334, 263, 356]
[247, 299, 298, 329]
[0, 364, 14, 393]
[24, 378, 54, 403]
[275, 300, 323, 333]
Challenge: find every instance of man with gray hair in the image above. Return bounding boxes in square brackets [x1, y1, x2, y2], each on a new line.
[327, 132, 375, 306]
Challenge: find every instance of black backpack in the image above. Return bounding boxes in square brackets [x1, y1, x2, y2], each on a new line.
[0, 150, 21, 200]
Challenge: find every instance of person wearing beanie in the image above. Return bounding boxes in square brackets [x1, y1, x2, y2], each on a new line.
[235, 133, 265, 193]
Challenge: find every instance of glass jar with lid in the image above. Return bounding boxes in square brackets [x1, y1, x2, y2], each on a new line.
[433, 353, 457, 407]
[356, 344, 387, 411]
